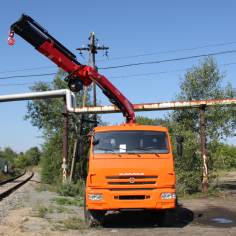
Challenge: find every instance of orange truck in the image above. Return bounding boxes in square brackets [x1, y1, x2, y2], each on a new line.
[9, 14, 183, 227]
[84, 124, 183, 227]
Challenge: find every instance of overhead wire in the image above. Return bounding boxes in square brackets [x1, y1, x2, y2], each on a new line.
[0, 66, 57, 74]
[99, 49, 236, 69]
[0, 73, 57, 80]
[1, 62, 236, 87]
[1, 49, 236, 80]
[96, 41, 236, 62]
[1, 40, 236, 74]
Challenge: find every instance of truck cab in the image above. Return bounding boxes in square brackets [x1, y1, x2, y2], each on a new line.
[85, 123, 177, 227]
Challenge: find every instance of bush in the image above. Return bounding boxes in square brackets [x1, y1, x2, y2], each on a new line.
[56, 179, 85, 197]
[211, 143, 236, 169]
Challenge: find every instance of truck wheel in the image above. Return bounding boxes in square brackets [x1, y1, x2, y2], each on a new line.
[84, 196, 105, 227]
[158, 208, 176, 227]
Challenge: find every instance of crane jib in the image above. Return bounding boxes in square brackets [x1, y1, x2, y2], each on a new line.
[9, 13, 135, 123]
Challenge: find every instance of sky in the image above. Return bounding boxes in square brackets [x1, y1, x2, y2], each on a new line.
[1, 0, 236, 153]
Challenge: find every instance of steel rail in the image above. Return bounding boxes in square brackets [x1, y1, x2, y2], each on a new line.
[0, 172, 34, 200]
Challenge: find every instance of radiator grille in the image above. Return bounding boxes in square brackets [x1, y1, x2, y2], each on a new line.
[108, 182, 156, 185]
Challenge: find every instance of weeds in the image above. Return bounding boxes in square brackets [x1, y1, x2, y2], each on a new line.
[32, 200, 48, 218]
[56, 206, 75, 214]
[52, 217, 88, 231]
[35, 183, 57, 193]
[0, 168, 23, 182]
[56, 179, 85, 197]
[50, 197, 83, 207]
[48, 204, 53, 213]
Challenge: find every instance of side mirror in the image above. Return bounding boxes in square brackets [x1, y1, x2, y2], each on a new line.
[92, 139, 99, 145]
[176, 136, 184, 156]
[78, 142, 84, 157]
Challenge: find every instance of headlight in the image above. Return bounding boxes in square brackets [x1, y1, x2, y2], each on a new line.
[161, 193, 176, 199]
[88, 194, 103, 201]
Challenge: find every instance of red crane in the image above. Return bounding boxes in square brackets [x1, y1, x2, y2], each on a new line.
[8, 14, 135, 123]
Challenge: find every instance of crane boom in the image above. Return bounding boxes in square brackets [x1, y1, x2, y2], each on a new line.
[9, 14, 135, 123]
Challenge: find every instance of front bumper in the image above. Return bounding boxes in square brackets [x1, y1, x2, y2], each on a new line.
[86, 188, 176, 210]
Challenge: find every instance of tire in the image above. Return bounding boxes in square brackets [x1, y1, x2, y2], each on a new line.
[158, 208, 176, 227]
[84, 195, 105, 227]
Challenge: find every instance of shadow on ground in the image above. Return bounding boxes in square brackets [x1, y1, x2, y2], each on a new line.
[103, 206, 194, 229]
[102, 203, 236, 229]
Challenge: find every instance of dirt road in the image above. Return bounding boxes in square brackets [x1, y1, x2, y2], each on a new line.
[0, 172, 235, 236]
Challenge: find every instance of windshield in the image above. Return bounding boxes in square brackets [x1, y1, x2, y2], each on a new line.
[92, 131, 169, 154]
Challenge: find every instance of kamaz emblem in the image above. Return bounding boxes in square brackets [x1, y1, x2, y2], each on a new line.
[130, 178, 134, 183]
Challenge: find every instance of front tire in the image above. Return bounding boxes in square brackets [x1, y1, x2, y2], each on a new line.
[151, 208, 176, 227]
[158, 208, 176, 227]
[84, 196, 105, 227]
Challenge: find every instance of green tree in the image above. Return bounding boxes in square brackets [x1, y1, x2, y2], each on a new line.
[4, 147, 16, 165]
[24, 69, 102, 183]
[171, 57, 236, 141]
[135, 116, 165, 126]
[168, 57, 236, 194]
[16, 153, 31, 168]
[25, 146, 41, 166]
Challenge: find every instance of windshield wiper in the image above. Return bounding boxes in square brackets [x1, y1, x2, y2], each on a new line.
[133, 148, 160, 157]
[94, 148, 122, 157]
[113, 147, 141, 157]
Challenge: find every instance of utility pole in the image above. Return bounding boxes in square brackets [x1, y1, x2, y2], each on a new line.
[70, 32, 109, 182]
[77, 31, 109, 129]
[200, 105, 208, 193]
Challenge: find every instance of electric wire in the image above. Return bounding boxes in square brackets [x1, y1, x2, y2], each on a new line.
[0, 66, 56, 74]
[1, 49, 236, 80]
[1, 40, 236, 74]
[96, 41, 236, 62]
[108, 62, 236, 79]
[99, 49, 236, 69]
[1, 62, 236, 87]
[0, 73, 57, 80]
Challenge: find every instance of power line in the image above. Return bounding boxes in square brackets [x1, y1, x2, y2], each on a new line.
[0, 82, 53, 86]
[96, 41, 236, 62]
[0, 73, 57, 80]
[108, 62, 236, 79]
[1, 41, 236, 74]
[99, 49, 236, 69]
[1, 62, 236, 87]
[1, 49, 236, 80]
[0, 66, 57, 74]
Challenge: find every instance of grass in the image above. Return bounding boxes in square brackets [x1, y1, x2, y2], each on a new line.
[50, 197, 84, 207]
[51, 217, 88, 231]
[211, 168, 236, 178]
[0, 168, 23, 182]
[56, 206, 75, 214]
[35, 183, 58, 193]
[177, 167, 236, 200]
[31, 200, 48, 218]
[23, 217, 29, 222]
[34, 167, 42, 173]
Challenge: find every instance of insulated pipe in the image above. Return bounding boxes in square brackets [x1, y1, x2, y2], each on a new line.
[0, 89, 75, 181]
[0, 89, 76, 112]
[73, 98, 236, 114]
[1, 91, 235, 114]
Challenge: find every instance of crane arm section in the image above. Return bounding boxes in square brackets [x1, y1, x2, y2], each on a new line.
[9, 14, 135, 123]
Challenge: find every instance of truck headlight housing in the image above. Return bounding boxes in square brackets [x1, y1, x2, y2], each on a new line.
[161, 193, 176, 199]
[88, 194, 103, 201]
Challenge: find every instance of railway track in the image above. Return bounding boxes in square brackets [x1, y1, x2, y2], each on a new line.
[0, 171, 34, 200]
